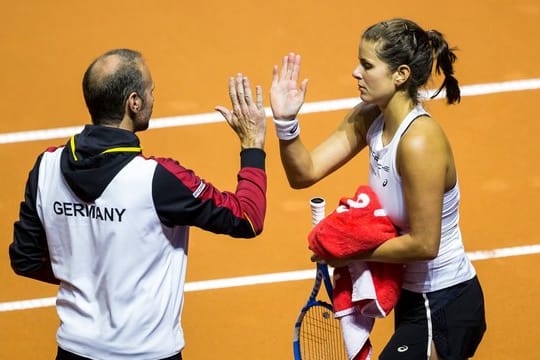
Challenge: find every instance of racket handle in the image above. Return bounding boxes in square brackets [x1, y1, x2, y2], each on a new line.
[309, 197, 326, 227]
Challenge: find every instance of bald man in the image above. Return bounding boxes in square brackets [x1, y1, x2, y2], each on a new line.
[10, 49, 267, 360]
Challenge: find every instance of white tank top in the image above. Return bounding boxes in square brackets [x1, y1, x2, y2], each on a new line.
[366, 104, 476, 292]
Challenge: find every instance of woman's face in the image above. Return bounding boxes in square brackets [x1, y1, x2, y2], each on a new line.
[352, 39, 396, 106]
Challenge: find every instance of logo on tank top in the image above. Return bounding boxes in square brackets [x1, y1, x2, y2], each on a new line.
[371, 151, 390, 173]
[382, 179, 388, 187]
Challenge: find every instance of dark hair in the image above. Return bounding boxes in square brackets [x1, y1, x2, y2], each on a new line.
[82, 49, 147, 124]
[362, 18, 460, 104]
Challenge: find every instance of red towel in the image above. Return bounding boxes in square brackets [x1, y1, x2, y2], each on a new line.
[308, 185, 403, 360]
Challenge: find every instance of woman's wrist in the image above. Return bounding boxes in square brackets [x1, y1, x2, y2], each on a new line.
[273, 118, 300, 140]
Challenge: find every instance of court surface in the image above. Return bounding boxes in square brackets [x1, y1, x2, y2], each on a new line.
[1, 0, 540, 358]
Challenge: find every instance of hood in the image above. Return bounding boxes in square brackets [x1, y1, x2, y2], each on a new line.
[60, 125, 142, 202]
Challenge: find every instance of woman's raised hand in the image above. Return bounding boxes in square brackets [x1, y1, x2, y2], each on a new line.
[270, 53, 308, 121]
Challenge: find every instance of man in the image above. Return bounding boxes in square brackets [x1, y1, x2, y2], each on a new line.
[9, 48, 267, 359]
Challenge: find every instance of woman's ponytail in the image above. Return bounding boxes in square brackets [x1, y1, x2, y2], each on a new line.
[428, 29, 461, 104]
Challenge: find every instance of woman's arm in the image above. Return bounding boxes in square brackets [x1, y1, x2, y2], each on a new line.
[270, 52, 380, 188]
[279, 102, 379, 188]
[320, 116, 455, 265]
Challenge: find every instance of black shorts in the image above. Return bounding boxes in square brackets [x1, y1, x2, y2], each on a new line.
[379, 276, 486, 360]
[56, 347, 182, 360]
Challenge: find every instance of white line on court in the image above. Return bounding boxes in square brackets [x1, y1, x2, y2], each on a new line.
[1, 244, 539, 313]
[1, 78, 539, 145]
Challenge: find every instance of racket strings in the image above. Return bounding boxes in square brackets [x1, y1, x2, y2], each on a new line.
[299, 304, 348, 359]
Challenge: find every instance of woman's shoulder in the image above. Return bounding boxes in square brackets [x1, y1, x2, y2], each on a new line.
[399, 114, 452, 161]
[405, 113, 447, 141]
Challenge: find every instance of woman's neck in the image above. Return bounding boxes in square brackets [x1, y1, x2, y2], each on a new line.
[379, 94, 416, 145]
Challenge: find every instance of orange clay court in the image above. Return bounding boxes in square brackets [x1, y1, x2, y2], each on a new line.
[1, 1, 540, 359]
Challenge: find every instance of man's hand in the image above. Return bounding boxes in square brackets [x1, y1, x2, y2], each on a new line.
[216, 73, 266, 150]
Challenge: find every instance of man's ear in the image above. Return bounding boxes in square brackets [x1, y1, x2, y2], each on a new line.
[394, 65, 411, 86]
[126, 92, 142, 113]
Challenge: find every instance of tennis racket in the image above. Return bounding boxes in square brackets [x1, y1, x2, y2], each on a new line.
[293, 197, 348, 360]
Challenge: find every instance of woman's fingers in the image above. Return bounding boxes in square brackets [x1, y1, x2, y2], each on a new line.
[285, 53, 294, 80]
[280, 55, 288, 81]
[300, 78, 309, 97]
[291, 54, 301, 83]
[271, 65, 279, 87]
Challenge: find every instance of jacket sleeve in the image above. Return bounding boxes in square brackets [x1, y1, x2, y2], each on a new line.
[152, 148, 267, 238]
[9, 154, 59, 284]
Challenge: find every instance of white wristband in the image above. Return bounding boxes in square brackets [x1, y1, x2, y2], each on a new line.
[273, 118, 300, 140]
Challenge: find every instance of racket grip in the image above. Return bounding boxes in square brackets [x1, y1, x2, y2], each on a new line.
[309, 197, 326, 227]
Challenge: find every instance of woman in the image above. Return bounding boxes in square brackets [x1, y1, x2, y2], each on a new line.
[270, 18, 486, 359]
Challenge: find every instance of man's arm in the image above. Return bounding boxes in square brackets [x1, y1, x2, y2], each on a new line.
[152, 149, 266, 238]
[153, 74, 267, 238]
[10, 154, 59, 284]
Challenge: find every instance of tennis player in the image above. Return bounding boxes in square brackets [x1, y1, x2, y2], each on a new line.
[270, 18, 486, 360]
[9, 49, 267, 359]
